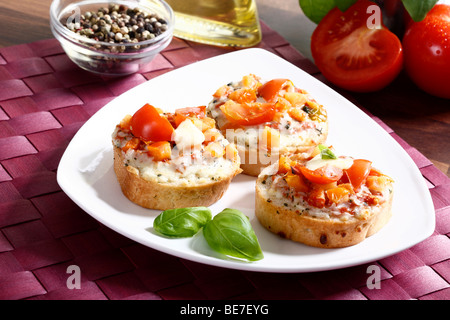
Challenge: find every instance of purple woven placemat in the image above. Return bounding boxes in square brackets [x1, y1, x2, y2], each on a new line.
[0, 21, 449, 300]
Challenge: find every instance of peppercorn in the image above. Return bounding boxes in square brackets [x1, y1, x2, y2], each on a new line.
[115, 32, 123, 41]
[64, 3, 168, 47]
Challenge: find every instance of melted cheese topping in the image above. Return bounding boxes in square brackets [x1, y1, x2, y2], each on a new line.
[258, 162, 393, 221]
[112, 121, 238, 186]
[208, 77, 327, 152]
[305, 153, 354, 171]
[172, 119, 205, 150]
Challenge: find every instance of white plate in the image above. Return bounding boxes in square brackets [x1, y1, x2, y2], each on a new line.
[57, 48, 435, 273]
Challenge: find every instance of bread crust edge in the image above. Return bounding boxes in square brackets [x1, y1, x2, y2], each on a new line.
[254, 178, 393, 248]
[113, 147, 241, 210]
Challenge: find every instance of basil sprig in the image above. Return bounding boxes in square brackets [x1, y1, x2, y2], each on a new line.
[153, 207, 212, 238]
[153, 207, 264, 262]
[318, 144, 337, 159]
[203, 209, 264, 262]
[299, 0, 438, 23]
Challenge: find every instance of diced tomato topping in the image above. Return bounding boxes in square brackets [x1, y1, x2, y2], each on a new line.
[288, 107, 307, 122]
[368, 167, 383, 177]
[173, 106, 207, 128]
[325, 186, 351, 205]
[118, 115, 132, 131]
[213, 85, 231, 98]
[258, 79, 293, 102]
[295, 164, 344, 185]
[122, 137, 140, 152]
[229, 88, 257, 104]
[175, 106, 206, 118]
[277, 156, 294, 174]
[307, 188, 326, 208]
[344, 159, 372, 190]
[284, 92, 307, 107]
[220, 101, 276, 126]
[130, 104, 174, 142]
[285, 172, 309, 193]
[147, 141, 171, 161]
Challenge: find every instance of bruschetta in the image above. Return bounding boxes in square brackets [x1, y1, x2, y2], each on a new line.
[112, 104, 242, 210]
[255, 145, 394, 248]
[208, 74, 328, 176]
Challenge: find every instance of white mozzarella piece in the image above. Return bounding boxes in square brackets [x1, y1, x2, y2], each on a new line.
[172, 119, 205, 151]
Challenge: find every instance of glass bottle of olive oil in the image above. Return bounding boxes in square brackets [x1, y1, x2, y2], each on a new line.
[165, 0, 262, 47]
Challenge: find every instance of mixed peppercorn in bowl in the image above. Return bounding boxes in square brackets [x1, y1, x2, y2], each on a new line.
[50, 0, 173, 76]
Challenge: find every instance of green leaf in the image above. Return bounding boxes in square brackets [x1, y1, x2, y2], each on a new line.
[318, 144, 337, 159]
[335, 0, 357, 12]
[299, 0, 337, 24]
[401, 0, 438, 22]
[153, 207, 212, 238]
[203, 208, 264, 262]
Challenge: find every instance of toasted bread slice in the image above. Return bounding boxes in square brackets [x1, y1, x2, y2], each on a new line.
[113, 147, 241, 210]
[112, 105, 241, 210]
[208, 74, 328, 176]
[254, 152, 394, 248]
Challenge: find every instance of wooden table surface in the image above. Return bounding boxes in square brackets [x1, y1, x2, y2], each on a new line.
[0, 0, 449, 178]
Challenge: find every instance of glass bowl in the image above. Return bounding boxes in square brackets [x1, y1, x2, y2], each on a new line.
[50, 0, 174, 76]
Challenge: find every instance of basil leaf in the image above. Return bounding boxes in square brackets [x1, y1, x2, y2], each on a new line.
[203, 208, 264, 262]
[318, 144, 337, 159]
[299, 0, 337, 24]
[335, 0, 357, 12]
[401, 0, 438, 22]
[153, 207, 212, 238]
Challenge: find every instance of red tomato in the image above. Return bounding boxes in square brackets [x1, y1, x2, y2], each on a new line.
[130, 104, 174, 142]
[402, 4, 450, 99]
[296, 164, 344, 185]
[173, 106, 206, 127]
[344, 159, 372, 190]
[307, 189, 326, 209]
[311, 0, 403, 92]
[174, 106, 206, 118]
[258, 79, 293, 102]
[220, 102, 276, 126]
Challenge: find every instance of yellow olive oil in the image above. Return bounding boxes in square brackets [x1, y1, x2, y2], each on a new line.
[165, 0, 262, 47]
